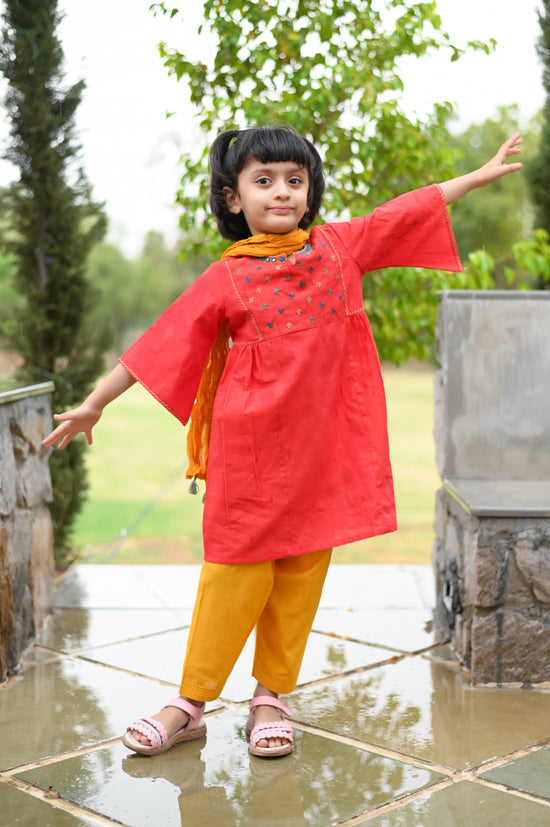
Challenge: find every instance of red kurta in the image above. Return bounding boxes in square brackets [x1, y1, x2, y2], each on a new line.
[121, 185, 463, 563]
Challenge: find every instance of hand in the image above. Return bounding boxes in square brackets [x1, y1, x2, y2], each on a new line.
[477, 133, 523, 186]
[42, 404, 102, 449]
[439, 133, 523, 204]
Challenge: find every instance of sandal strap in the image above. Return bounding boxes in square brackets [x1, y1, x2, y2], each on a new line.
[249, 695, 292, 718]
[163, 696, 205, 727]
[127, 716, 167, 748]
[250, 721, 294, 748]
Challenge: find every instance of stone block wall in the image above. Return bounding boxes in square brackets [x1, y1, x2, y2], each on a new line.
[0, 382, 55, 682]
[433, 489, 550, 684]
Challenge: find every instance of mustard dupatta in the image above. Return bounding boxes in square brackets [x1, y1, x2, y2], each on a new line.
[185, 229, 310, 486]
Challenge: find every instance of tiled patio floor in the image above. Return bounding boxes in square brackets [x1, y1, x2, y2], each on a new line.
[2, 564, 550, 826]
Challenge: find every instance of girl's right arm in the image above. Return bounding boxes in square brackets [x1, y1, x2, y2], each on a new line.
[42, 363, 136, 449]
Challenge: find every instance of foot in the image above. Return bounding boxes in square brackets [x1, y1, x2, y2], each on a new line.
[251, 686, 291, 751]
[130, 699, 200, 746]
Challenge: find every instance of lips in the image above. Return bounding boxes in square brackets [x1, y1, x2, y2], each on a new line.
[269, 206, 293, 214]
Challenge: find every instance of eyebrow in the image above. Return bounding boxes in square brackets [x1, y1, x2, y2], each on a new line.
[247, 164, 307, 176]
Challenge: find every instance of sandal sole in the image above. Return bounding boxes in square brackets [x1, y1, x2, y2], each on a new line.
[122, 722, 207, 756]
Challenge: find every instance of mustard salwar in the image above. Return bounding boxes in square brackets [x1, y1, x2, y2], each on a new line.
[179, 548, 332, 701]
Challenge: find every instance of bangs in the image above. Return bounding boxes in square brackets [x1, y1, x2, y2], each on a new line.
[229, 126, 312, 173]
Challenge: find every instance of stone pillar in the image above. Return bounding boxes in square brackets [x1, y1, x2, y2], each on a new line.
[433, 490, 550, 684]
[432, 291, 550, 684]
[0, 382, 55, 682]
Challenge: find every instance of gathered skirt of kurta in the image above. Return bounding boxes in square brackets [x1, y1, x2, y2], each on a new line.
[120, 184, 463, 563]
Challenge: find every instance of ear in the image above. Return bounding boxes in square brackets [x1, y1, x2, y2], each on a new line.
[223, 186, 241, 215]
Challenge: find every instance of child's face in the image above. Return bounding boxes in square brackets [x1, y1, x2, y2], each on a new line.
[224, 158, 309, 236]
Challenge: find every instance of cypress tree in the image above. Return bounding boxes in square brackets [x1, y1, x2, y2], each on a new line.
[0, 0, 111, 564]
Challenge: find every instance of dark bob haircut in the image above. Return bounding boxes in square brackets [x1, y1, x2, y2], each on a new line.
[209, 124, 325, 241]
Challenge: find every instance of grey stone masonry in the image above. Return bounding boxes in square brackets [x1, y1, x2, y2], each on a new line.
[0, 382, 55, 683]
[432, 292, 550, 684]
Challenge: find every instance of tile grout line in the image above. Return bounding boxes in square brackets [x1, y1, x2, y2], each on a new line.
[333, 778, 457, 825]
[311, 627, 451, 657]
[461, 775, 550, 808]
[469, 734, 550, 774]
[0, 772, 127, 826]
[289, 719, 459, 778]
[1, 737, 124, 775]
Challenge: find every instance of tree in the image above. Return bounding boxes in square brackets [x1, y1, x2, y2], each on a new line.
[0, 0, 110, 564]
[152, 0, 495, 362]
[527, 0, 550, 286]
[86, 232, 201, 353]
[448, 106, 536, 284]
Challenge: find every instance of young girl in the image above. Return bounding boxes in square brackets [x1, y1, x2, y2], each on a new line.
[43, 125, 522, 759]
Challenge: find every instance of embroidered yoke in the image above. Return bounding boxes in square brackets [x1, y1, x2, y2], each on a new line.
[121, 185, 463, 563]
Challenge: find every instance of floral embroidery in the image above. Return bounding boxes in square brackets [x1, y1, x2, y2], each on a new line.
[229, 235, 351, 338]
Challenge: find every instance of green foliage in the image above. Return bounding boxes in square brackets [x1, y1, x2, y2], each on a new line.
[512, 229, 550, 287]
[367, 259, 495, 365]
[527, 0, 550, 250]
[464, 229, 550, 290]
[0, 247, 24, 342]
[448, 106, 536, 280]
[152, 0, 493, 363]
[0, 0, 110, 565]
[86, 232, 201, 351]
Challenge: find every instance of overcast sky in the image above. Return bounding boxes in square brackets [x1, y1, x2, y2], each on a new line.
[0, 0, 545, 256]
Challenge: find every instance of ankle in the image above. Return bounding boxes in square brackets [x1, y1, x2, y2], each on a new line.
[253, 683, 278, 700]
[180, 696, 204, 708]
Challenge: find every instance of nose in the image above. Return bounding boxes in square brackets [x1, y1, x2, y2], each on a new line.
[273, 180, 290, 199]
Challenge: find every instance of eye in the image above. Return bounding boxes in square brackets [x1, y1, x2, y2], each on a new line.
[289, 176, 305, 185]
[256, 176, 271, 185]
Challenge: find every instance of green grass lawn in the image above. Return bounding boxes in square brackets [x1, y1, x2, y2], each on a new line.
[72, 364, 440, 564]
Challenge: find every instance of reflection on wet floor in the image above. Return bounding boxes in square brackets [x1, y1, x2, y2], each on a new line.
[2, 564, 550, 826]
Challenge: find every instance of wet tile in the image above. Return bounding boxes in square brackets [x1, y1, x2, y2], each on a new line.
[54, 565, 202, 609]
[321, 565, 434, 610]
[17, 709, 444, 827]
[37, 608, 191, 652]
[85, 628, 395, 702]
[366, 780, 550, 826]
[0, 656, 202, 770]
[313, 608, 440, 652]
[289, 657, 550, 770]
[0, 783, 96, 827]
[481, 745, 550, 801]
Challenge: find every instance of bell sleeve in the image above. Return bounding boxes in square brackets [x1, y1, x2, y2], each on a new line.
[119, 263, 226, 425]
[326, 184, 464, 274]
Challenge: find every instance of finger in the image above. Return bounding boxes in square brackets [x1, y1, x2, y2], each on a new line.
[42, 421, 72, 446]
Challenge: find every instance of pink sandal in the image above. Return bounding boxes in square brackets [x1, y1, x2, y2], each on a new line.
[246, 696, 294, 758]
[122, 697, 206, 756]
